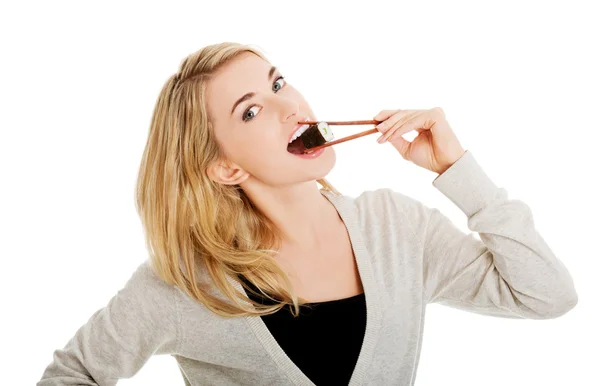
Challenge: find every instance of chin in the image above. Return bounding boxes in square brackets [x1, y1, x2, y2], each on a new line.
[312, 147, 336, 177]
[281, 147, 336, 181]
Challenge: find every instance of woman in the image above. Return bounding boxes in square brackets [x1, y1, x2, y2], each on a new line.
[38, 42, 578, 386]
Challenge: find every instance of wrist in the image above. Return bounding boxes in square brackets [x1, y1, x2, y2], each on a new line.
[436, 149, 466, 175]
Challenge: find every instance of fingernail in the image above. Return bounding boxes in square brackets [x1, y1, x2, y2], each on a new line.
[377, 136, 385, 143]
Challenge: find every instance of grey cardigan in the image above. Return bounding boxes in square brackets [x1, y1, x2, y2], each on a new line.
[38, 150, 578, 385]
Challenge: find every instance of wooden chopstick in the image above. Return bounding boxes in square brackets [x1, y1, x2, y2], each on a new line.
[301, 119, 381, 126]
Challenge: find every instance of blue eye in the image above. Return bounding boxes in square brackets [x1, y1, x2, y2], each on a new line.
[242, 76, 286, 122]
[272, 76, 285, 92]
[242, 106, 260, 122]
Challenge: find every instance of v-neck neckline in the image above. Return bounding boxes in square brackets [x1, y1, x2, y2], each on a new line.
[227, 189, 383, 386]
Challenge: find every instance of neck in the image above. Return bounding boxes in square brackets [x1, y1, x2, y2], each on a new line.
[240, 179, 339, 250]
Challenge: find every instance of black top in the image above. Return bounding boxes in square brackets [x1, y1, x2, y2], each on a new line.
[240, 276, 367, 386]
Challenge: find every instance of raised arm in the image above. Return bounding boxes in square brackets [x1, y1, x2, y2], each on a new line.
[419, 151, 577, 319]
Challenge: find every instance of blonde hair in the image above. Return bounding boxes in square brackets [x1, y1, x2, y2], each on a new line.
[135, 42, 340, 318]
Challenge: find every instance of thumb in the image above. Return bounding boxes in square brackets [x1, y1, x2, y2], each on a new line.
[390, 135, 411, 160]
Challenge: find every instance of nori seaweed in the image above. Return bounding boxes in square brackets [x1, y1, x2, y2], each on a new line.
[300, 124, 327, 149]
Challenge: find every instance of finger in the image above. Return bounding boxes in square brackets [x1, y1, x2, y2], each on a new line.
[373, 109, 401, 122]
[386, 112, 436, 143]
[375, 109, 424, 134]
[378, 110, 422, 142]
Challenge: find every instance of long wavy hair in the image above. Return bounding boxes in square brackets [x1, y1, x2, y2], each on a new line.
[135, 42, 340, 318]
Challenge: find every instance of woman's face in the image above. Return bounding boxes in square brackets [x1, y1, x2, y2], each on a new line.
[205, 52, 335, 187]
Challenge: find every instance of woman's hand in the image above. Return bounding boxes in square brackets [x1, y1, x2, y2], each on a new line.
[373, 107, 466, 175]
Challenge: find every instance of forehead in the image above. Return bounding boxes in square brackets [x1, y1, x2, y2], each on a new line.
[206, 53, 271, 120]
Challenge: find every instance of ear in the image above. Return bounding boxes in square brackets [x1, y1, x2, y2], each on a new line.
[207, 159, 249, 186]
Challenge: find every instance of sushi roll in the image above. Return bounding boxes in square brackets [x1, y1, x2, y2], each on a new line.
[287, 122, 334, 154]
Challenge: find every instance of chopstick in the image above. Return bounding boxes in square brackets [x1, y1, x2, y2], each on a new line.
[300, 120, 382, 153]
[301, 120, 380, 126]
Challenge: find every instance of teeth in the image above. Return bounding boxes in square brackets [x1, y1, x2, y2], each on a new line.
[289, 124, 310, 143]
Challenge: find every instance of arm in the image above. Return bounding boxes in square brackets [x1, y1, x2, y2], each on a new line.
[37, 260, 180, 385]
[420, 150, 577, 319]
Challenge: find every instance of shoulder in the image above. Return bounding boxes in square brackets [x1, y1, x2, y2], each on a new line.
[117, 259, 181, 319]
[130, 258, 181, 293]
[354, 188, 432, 223]
[326, 188, 433, 241]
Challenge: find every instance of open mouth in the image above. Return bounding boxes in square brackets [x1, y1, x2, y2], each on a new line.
[287, 122, 334, 155]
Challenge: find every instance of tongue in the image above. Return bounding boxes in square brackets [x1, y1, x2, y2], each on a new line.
[287, 137, 307, 154]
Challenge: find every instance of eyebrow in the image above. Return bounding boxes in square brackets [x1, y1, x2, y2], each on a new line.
[230, 66, 278, 116]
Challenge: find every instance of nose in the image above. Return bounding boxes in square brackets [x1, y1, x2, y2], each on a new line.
[285, 106, 300, 122]
[273, 94, 300, 122]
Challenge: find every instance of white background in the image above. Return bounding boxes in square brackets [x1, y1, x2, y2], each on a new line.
[1, 1, 598, 385]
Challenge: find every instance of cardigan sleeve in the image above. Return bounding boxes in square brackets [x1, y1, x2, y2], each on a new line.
[37, 260, 180, 385]
[420, 150, 577, 319]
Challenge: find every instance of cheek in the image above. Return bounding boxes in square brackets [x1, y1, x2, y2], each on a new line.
[229, 132, 282, 166]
